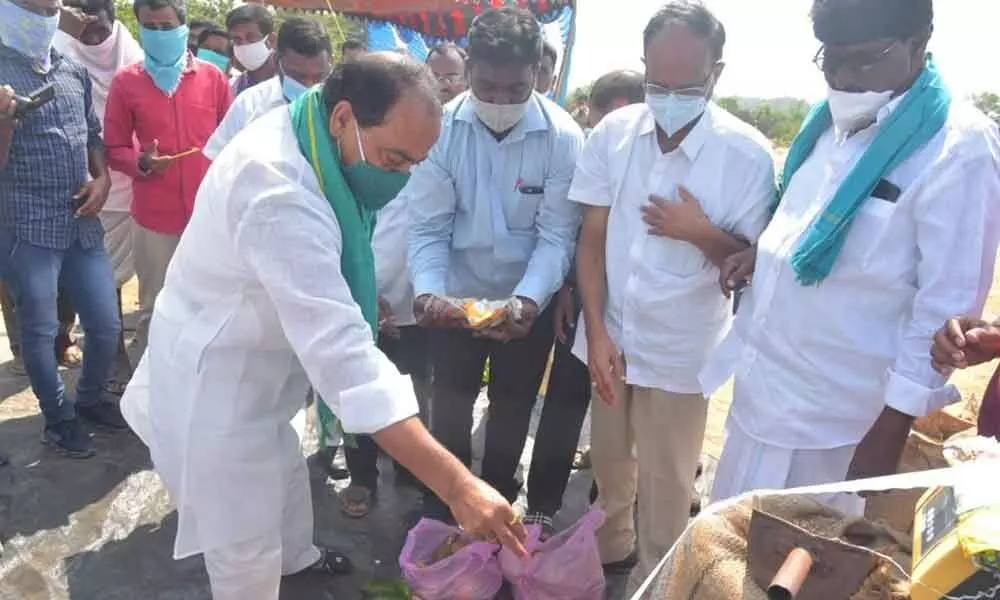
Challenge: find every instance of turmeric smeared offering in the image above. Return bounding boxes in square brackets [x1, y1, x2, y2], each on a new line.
[462, 300, 507, 329]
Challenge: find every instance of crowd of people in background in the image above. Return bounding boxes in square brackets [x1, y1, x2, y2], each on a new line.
[2, 0, 1000, 597]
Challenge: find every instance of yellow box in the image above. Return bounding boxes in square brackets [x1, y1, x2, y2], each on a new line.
[911, 486, 1000, 600]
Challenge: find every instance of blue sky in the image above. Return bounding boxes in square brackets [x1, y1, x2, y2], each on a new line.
[566, 0, 1000, 100]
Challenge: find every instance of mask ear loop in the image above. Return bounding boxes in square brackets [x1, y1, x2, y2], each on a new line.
[353, 122, 368, 163]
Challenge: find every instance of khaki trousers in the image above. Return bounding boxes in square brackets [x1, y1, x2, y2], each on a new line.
[591, 378, 708, 583]
[132, 225, 180, 352]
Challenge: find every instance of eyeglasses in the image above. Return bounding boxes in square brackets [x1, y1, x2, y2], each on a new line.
[435, 73, 464, 85]
[645, 82, 709, 98]
[813, 40, 899, 74]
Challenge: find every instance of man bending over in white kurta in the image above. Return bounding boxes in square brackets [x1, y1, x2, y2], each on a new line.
[120, 52, 528, 599]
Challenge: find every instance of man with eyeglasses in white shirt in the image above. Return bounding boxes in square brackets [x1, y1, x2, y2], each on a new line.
[573, 0, 775, 584]
[426, 42, 467, 104]
[702, 0, 1000, 512]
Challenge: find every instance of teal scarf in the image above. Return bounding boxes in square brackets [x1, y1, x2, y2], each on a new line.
[778, 57, 950, 285]
[289, 87, 378, 448]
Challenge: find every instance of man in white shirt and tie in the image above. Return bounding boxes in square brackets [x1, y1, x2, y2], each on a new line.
[573, 0, 775, 583]
[405, 7, 583, 529]
[703, 0, 1000, 509]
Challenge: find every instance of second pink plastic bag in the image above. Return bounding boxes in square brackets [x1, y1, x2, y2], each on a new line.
[498, 507, 606, 600]
[399, 518, 503, 600]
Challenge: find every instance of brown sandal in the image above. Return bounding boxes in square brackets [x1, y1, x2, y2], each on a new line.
[57, 343, 83, 369]
[339, 485, 375, 519]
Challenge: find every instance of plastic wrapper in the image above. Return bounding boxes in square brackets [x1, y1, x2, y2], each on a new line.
[957, 504, 1000, 572]
[398, 518, 503, 600]
[498, 507, 606, 600]
[441, 296, 524, 330]
[943, 435, 1000, 466]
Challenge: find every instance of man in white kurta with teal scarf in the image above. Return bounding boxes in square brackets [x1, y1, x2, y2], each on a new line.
[701, 0, 1000, 510]
[121, 52, 527, 599]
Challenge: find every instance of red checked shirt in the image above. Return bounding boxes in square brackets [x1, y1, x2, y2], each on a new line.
[104, 56, 233, 235]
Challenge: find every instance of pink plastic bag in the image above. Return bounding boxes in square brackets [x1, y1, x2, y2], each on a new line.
[399, 518, 503, 600]
[499, 508, 606, 600]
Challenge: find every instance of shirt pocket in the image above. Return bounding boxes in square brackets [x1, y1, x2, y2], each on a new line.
[841, 197, 898, 266]
[181, 102, 220, 148]
[504, 189, 543, 230]
[642, 234, 708, 277]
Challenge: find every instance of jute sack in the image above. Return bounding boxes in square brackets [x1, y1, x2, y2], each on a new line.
[653, 494, 911, 600]
[865, 408, 976, 534]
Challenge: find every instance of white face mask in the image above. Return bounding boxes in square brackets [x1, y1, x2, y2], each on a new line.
[233, 38, 270, 72]
[645, 92, 707, 138]
[472, 94, 530, 133]
[826, 87, 893, 136]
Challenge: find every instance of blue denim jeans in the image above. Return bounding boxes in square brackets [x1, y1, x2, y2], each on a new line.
[0, 231, 121, 426]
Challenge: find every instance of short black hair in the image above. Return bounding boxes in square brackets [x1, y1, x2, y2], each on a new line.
[276, 17, 332, 57]
[66, 0, 115, 21]
[643, 0, 725, 62]
[133, 0, 186, 24]
[541, 40, 558, 65]
[589, 70, 645, 112]
[197, 24, 229, 48]
[225, 4, 274, 37]
[426, 42, 467, 62]
[341, 37, 365, 54]
[322, 52, 440, 128]
[467, 7, 543, 67]
[189, 18, 216, 30]
[812, 0, 933, 46]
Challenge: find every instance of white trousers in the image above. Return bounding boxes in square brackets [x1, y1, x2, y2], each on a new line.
[711, 417, 865, 516]
[202, 453, 321, 600]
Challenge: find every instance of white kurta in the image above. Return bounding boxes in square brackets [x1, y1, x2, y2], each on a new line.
[702, 99, 1000, 452]
[202, 77, 285, 160]
[121, 108, 419, 559]
[568, 103, 776, 394]
[373, 194, 417, 326]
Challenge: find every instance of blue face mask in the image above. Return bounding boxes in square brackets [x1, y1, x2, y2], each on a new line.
[645, 92, 707, 138]
[281, 76, 309, 102]
[197, 48, 229, 73]
[140, 25, 189, 95]
[0, 0, 60, 71]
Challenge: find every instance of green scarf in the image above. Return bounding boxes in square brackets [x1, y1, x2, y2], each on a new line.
[289, 86, 379, 449]
[777, 56, 950, 285]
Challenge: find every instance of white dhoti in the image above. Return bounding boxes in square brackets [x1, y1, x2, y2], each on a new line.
[201, 435, 320, 599]
[99, 211, 136, 287]
[711, 418, 866, 516]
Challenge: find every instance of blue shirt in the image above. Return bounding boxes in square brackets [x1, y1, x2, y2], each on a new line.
[0, 44, 105, 250]
[405, 92, 583, 308]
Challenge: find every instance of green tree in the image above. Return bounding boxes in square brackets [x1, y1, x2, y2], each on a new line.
[566, 84, 591, 110]
[716, 96, 808, 147]
[114, 0, 356, 54]
[972, 92, 1000, 124]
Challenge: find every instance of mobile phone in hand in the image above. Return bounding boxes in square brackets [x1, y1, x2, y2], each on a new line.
[12, 83, 55, 120]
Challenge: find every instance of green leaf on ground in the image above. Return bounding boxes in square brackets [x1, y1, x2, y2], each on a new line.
[361, 578, 412, 599]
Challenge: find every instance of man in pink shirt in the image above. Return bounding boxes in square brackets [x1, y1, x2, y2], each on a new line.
[104, 0, 232, 352]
